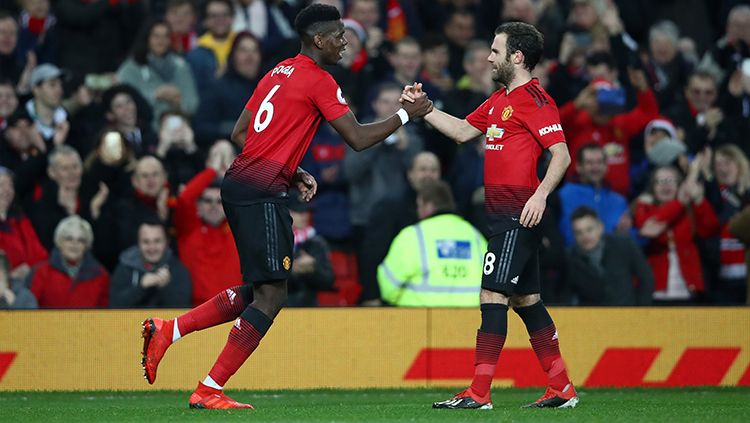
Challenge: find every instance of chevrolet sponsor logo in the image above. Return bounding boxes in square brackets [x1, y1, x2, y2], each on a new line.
[485, 124, 504, 141]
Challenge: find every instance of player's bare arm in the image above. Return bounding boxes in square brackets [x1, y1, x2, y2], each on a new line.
[329, 92, 433, 151]
[519, 142, 571, 228]
[400, 85, 481, 144]
[230, 108, 252, 146]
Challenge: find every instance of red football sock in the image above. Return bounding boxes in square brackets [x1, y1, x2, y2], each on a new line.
[176, 286, 247, 336]
[529, 324, 571, 391]
[469, 331, 506, 399]
[207, 307, 273, 387]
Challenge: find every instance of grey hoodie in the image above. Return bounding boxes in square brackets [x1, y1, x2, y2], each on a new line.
[109, 246, 192, 308]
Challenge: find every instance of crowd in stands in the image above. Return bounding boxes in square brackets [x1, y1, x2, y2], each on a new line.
[1, 0, 749, 309]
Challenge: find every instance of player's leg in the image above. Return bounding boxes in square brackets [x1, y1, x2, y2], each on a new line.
[434, 230, 523, 410]
[141, 285, 252, 384]
[190, 281, 286, 409]
[510, 250, 578, 409]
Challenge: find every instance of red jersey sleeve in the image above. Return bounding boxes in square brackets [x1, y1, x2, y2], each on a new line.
[466, 96, 493, 131]
[523, 103, 567, 149]
[309, 73, 350, 122]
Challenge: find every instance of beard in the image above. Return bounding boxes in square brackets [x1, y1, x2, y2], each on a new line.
[492, 59, 515, 87]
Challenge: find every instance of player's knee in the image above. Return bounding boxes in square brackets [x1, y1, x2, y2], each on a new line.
[509, 293, 541, 308]
[480, 289, 509, 305]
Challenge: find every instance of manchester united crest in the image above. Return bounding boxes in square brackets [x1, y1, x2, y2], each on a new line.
[283, 256, 291, 271]
[501, 105, 513, 121]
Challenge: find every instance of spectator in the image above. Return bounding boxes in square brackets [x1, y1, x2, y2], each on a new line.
[558, 143, 630, 246]
[346, 0, 384, 64]
[723, 56, 750, 159]
[31, 146, 108, 251]
[560, 52, 659, 195]
[419, 34, 453, 93]
[359, 151, 440, 305]
[702, 145, 750, 304]
[231, 0, 295, 55]
[645, 20, 695, 110]
[100, 85, 158, 158]
[299, 123, 352, 243]
[187, 0, 237, 96]
[666, 70, 740, 154]
[0, 105, 46, 173]
[27, 63, 69, 144]
[442, 9, 476, 81]
[0, 11, 33, 88]
[326, 18, 373, 114]
[29, 215, 109, 308]
[634, 165, 719, 303]
[443, 40, 493, 120]
[54, 0, 145, 75]
[0, 78, 19, 132]
[110, 219, 191, 308]
[114, 156, 171, 255]
[195, 32, 262, 147]
[728, 205, 750, 305]
[117, 19, 199, 129]
[566, 206, 653, 305]
[156, 111, 202, 189]
[631, 118, 690, 196]
[286, 191, 335, 307]
[165, 0, 198, 55]
[16, 0, 58, 66]
[700, 4, 750, 79]
[0, 251, 37, 309]
[174, 140, 242, 306]
[377, 180, 485, 307]
[82, 130, 135, 204]
[345, 83, 423, 243]
[0, 166, 47, 280]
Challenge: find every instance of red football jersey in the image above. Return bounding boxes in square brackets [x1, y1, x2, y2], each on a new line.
[466, 79, 566, 235]
[222, 54, 350, 204]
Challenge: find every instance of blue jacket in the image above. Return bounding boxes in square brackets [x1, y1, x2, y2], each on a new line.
[558, 182, 629, 246]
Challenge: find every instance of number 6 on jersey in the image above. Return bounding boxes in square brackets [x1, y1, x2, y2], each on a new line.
[254, 84, 281, 132]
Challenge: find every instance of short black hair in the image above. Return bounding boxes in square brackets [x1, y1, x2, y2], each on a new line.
[586, 50, 617, 70]
[571, 206, 600, 223]
[420, 33, 448, 52]
[495, 22, 544, 70]
[576, 143, 605, 163]
[294, 3, 341, 38]
[138, 217, 168, 237]
[101, 84, 136, 113]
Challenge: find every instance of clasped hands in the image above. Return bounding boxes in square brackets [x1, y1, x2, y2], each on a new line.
[398, 83, 433, 118]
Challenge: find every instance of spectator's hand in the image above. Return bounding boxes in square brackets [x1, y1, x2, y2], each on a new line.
[574, 85, 597, 112]
[57, 187, 78, 215]
[206, 140, 235, 176]
[293, 168, 317, 202]
[365, 27, 384, 55]
[154, 85, 182, 106]
[141, 272, 162, 288]
[90, 182, 109, 220]
[616, 212, 633, 232]
[704, 108, 724, 130]
[291, 250, 315, 274]
[677, 181, 692, 205]
[628, 68, 649, 92]
[520, 191, 546, 228]
[320, 165, 339, 183]
[10, 264, 31, 280]
[558, 32, 578, 66]
[640, 218, 667, 238]
[686, 180, 705, 204]
[53, 120, 70, 146]
[601, 0, 624, 35]
[155, 267, 171, 287]
[156, 187, 170, 221]
[0, 288, 16, 307]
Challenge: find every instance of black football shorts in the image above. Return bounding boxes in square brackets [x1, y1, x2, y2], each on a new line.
[480, 227, 540, 296]
[222, 200, 294, 284]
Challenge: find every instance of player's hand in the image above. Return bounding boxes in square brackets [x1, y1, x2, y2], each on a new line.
[519, 191, 546, 228]
[293, 167, 317, 202]
[402, 89, 433, 119]
[399, 82, 422, 104]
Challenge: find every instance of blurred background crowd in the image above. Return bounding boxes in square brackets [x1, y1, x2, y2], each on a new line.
[1, 0, 749, 310]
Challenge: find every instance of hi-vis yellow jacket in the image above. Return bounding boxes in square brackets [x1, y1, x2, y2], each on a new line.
[377, 213, 487, 307]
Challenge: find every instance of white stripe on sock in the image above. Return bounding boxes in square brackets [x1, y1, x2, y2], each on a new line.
[173, 318, 182, 342]
[203, 375, 223, 390]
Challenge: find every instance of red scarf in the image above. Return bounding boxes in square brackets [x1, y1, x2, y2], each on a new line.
[385, 0, 407, 42]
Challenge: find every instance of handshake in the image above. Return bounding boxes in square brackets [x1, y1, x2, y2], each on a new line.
[398, 82, 434, 120]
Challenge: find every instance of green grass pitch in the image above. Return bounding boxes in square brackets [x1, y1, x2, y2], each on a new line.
[1, 387, 749, 422]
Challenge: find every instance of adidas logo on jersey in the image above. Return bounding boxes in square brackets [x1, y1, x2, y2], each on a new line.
[234, 318, 242, 330]
[538, 123, 562, 136]
[510, 276, 519, 284]
[226, 289, 237, 305]
[271, 65, 295, 78]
